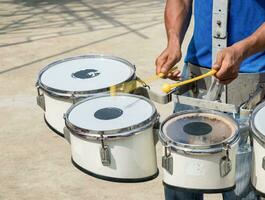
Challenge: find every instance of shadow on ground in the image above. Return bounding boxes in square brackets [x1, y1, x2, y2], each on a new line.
[0, 0, 164, 75]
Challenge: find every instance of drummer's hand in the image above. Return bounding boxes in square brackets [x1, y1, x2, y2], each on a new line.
[212, 46, 244, 84]
[155, 45, 182, 80]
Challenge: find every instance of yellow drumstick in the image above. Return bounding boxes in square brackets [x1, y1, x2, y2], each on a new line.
[162, 69, 217, 93]
[141, 66, 179, 84]
[110, 66, 180, 96]
[158, 66, 179, 78]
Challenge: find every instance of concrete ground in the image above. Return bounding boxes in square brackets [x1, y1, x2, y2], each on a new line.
[0, 0, 221, 199]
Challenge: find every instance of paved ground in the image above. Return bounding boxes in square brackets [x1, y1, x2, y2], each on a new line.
[0, 0, 221, 199]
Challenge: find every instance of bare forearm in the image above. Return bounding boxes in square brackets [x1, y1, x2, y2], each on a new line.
[164, 0, 193, 47]
[233, 23, 265, 59]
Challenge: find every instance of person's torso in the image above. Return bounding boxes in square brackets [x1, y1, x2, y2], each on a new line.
[185, 0, 265, 73]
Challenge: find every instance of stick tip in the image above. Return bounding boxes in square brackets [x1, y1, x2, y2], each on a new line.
[162, 83, 171, 93]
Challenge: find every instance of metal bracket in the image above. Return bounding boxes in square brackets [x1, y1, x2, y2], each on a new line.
[153, 115, 160, 145]
[100, 134, 111, 166]
[242, 83, 265, 110]
[212, 0, 229, 61]
[36, 87, 46, 111]
[63, 126, 71, 144]
[210, 0, 229, 103]
[220, 143, 232, 177]
[203, 78, 224, 101]
[136, 77, 150, 90]
[262, 157, 265, 170]
[71, 93, 77, 104]
[162, 147, 173, 175]
[172, 94, 238, 113]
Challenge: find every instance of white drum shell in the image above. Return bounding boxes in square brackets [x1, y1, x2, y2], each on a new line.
[251, 138, 265, 195]
[70, 128, 158, 180]
[163, 142, 238, 191]
[44, 93, 73, 134]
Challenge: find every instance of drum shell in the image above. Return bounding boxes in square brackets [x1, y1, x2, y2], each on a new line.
[251, 138, 265, 196]
[70, 127, 158, 181]
[44, 93, 73, 134]
[162, 141, 238, 192]
[39, 80, 136, 135]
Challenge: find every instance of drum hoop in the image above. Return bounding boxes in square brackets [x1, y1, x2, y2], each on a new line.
[36, 54, 136, 98]
[64, 93, 159, 140]
[250, 101, 265, 144]
[159, 109, 240, 154]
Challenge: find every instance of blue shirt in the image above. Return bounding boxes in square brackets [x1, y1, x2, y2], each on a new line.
[185, 0, 265, 73]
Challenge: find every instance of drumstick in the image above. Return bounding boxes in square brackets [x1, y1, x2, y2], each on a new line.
[110, 66, 179, 96]
[141, 66, 179, 84]
[162, 69, 217, 93]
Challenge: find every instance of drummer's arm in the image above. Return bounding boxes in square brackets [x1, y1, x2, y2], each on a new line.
[165, 0, 193, 48]
[156, 0, 193, 77]
[236, 22, 265, 58]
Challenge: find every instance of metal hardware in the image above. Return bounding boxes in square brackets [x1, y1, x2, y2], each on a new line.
[211, 0, 229, 104]
[172, 94, 238, 113]
[99, 133, 111, 166]
[137, 77, 150, 90]
[217, 20, 222, 26]
[212, 0, 229, 61]
[63, 126, 71, 144]
[203, 78, 224, 101]
[242, 83, 265, 110]
[220, 143, 232, 177]
[262, 157, 265, 170]
[153, 114, 160, 145]
[71, 93, 77, 104]
[36, 86, 46, 111]
[162, 146, 173, 175]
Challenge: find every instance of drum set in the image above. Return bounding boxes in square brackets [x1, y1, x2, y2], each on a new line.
[36, 54, 265, 196]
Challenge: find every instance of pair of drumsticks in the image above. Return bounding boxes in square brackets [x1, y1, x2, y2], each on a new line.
[110, 67, 217, 95]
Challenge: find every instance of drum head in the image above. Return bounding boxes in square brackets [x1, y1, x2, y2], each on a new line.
[161, 111, 238, 147]
[66, 94, 157, 134]
[252, 101, 265, 139]
[39, 55, 135, 94]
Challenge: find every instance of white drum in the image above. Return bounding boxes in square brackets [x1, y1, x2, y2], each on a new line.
[159, 110, 239, 192]
[64, 93, 159, 182]
[250, 101, 265, 197]
[36, 55, 136, 136]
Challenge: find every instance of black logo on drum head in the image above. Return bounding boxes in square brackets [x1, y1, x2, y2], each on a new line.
[72, 69, 100, 79]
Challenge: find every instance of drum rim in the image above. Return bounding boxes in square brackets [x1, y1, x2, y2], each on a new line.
[64, 93, 159, 140]
[36, 54, 136, 98]
[159, 109, 239, 154]
[250, 101, 265, 143]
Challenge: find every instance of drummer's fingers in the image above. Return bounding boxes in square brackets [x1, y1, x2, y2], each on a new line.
[213, 51, 224, 71]
[168, 70, 181, 80]
[219, 74, 238, 85]
[155, 52, 168, 74]
[160, 56, 179, 74]
[172, 69, 181, 77]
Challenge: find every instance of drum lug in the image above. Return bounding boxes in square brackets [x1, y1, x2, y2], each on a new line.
[71, 93, 77, 104]
[63, 126, 71, 144]
[220, 144, 232, 177]
[36, 87, 46, 111]
[100, 134, 111, 166]
[162, 146, 173, 175]
[262, 157, 265, 170]
[153, 114, 160, 145]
